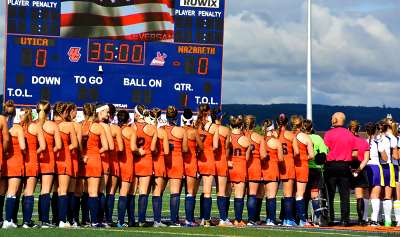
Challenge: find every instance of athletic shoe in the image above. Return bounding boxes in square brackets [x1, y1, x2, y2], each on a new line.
[103, 222, 111, 228]
[266, 219, 276, 226]
[199, 219, 205, 226]
[169, 223, 181, 228]
[224, 219, 233, 226]
[40, 222, 55, 228]
[233, 220, 246, 227]
[153, 221, 167, 228]
[384, 221, 392, 227]
[71, 222, 79, 228]
[299, 220, 312, 227]
[218, 220, 232, 227]
[203, 220, 211, 227]
[183, 220, 198, 227]
[2, 220, 17, 229]
[22, 222, 38, 228]
[90, 223, 105, 228]
[284, 220, 298, 227]
[59, 221, 71, 228]
[247, 221, 257, 226]
[117, 223, 128, 228]
[370, 221, 380, 227]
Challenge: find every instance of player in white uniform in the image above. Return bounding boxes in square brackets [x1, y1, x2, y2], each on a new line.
[394, 123, 400, 226]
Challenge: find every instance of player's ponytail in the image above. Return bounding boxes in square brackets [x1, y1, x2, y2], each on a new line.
[36, 100, 51, 124]
[243, 115, 255, 131]
[276, 113, 288, 137]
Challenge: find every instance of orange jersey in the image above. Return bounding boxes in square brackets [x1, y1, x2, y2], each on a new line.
[4, 136, 24, 177]
[153, 138, 166, 177]
[109, 137, 121, 177]
[165, 126, 184, 179]
[82, 122, 102, 178]
[262, 136, 279, 182]
[215, 134, 228, 177]
[278, 129, 295, 180]
[39, 131, 55, 174]
[246, 132, 262, 181]
[294, 133, 309, 182]
[134, 122, 153, 176]
[70, 148, 79, 177]
[183, 130, 198, 177]
[0, 133, 3, 170]
[119, 127, 134, 182]
[197, 128, 216, 176]
[228, 134, 247, 183]
[24, 126, 39, 177]
[56, 131, 73, 176]
[296, 136, 309, 162]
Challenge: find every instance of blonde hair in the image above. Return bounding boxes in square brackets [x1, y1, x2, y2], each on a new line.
[36, 100, 51, 123]
[290, 115, 303, 131]
[243, 115, 256, 131]
[20, 108, 33, 128]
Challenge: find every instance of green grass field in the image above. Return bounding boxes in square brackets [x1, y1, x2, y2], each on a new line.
[0, 187, 399, 237]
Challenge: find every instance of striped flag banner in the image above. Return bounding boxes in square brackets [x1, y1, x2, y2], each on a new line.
[61, 0, 174, 41]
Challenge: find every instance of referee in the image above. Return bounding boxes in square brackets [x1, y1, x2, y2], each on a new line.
[324, 112, 357, 226]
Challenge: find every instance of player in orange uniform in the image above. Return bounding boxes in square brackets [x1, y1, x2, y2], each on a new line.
[53, 103, 78, 228]
[211, 108, 232, 226]
[133, 105, 157, 226]
[262, 119, 284, 226]
[227, 115, 251, 227]
[244, 115, 266, 226]
[291, 115, 314, 226]
[36, 101, 62, 228]
[81, 104, 109, 227]
[0, 101, 10, 225]
[182, 108, 203, 227]
[164, 106, 188, 226]
[196, 104, 218, 227]
[19, 108, 46, 228]
[105, 104, 123, 226]
[116, 110, 136, 228]
[150, 108, 169, 227]
[2, 109, 26, 229]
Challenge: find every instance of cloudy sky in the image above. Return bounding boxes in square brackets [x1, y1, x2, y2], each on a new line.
[1, 1, 400, 107]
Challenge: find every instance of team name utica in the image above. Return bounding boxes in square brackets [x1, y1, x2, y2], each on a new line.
[178, 46, 216, 55]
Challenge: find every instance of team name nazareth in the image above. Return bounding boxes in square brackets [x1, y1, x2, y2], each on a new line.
[178, 46, 216, 55]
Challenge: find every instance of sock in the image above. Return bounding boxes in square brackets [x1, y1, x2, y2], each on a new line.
[217, 196, 227, 221]
[5, 196, 16, 222]
[267, 198, 277, 222]
[51, 193, 59, 224]
[234, 198, 244, 222]
[279, 198, 285, 221]
[105, 194, 115, 223]
[0, 195, 5, 221]
[39, 194, 51, 223]
[12, 195, 21, 224]
[394, 200, 400, 223]
[296, 198, 306, 222]
[379, 201, 384, 222]
[363, 198, 369, 221]
[73, 196, 81, 223]
[81, 193, 89, 224]
[356, 198, 364, 222]
[118, 196, 127, 225]
[225, 196, 230, 219]
[370, 199, 380, 222]
[247, 195, 257, 222]
[98, 193, 106, 223]
[255, 198, 263, 222]
[88, 197, 99, 224]
[185, 195, 195, 223]
[127, 195, 135, 225]
[170, 193, 180, 223]
[199, 193, 204, 219]
[138, 194, 149, 223]
[23, 195, 34, 224]
[383, 199, 393, 223]
[203, 197, 212, 221]
[311, 199, 321, 219]
[58, 195, 68, 223]
[38, 194, 42, 222]
[284, 197, 295, 221]
[152, 196, 162, 223]
[67, 192, 74, 224]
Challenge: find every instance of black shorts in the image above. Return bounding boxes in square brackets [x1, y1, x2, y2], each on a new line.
[350, 169, 369, 189]
[306, 168, 323, 189]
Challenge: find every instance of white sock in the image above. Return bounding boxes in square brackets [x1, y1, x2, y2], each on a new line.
[379, 201, 384, 222]
[371, 199, 380, 222]
[363, 198, 369, 221]
[383, 199, 393, 222]
[394, 200, 400, 222]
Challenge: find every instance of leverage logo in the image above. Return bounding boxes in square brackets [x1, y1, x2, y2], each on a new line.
[68, 47, 81, 62]
[180, 0, 219, 8]
[150, 52, 167, 66]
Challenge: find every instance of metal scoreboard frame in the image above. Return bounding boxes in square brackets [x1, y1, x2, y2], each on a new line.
[4, 0, 225, 111]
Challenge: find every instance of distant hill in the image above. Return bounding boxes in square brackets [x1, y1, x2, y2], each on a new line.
[221, 104, 400, 131]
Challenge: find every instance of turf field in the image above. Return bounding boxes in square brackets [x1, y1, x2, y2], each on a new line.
[0, 187, 399, 237]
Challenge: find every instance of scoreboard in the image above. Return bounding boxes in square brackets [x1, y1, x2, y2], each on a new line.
[4, 0, 225, 110]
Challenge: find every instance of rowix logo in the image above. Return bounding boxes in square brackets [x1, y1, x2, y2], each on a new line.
[180, 0, 219, 8]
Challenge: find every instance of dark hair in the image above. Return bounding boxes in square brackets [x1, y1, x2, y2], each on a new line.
[210, 107, 223, 123]
[2, 100, 16, 118]
[378, 120, 389, 133]
[83, 103, 95, 118]
[229, 115, 243, 129]
[196, 104, 210, 128]
[53, 102, 68, 118]
[302, 119, 313, 133]
[117, 110, 130, 126]
[183, 108, 193, 120]
[276, 113, 288, 137]
[151, 108, 162, 119]
[108, 104, 116, 118]
[348, 120, 360, 134]
[135, 104, 146, 116]
[262, 119, 274, 134]
[365, 122, 377, 138]
[166, 105, 178, 119]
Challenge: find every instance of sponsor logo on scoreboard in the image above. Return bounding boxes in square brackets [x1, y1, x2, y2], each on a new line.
[180, 0, 219, 8]
[68, 47, 82, 62]
[150, 52, 167, 67]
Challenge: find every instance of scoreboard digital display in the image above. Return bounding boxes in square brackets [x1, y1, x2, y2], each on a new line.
[4, 0, 225, 110]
